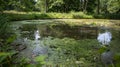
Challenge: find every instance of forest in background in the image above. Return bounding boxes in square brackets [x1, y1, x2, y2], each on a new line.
[0, 0, 120, 19]
[0, 0, 120, 14]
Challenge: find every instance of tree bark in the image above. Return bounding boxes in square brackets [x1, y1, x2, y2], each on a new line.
[97, 0, 100, 14]
[45, 0, 47, 13]
[83, 0, 88, 13]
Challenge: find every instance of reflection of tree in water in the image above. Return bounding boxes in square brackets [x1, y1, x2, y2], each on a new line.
[46, 24, 98, 39]
[19, 23, 99, 40]
[20, 24, 37, 40]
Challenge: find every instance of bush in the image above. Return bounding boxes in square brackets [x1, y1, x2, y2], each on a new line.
[71, 12, 93, 19]
[104, 13, 120, 19]
[0, 14, 10, 38]
[93, 13, 120, 19]
[6, 13, 35, 21]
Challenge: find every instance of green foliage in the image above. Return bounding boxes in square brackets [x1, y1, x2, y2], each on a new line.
[3, 9, 120, 20]
[0, 0, 120, 18]
[113, 54, 120, 67]
[3, 12, 95, 21]
[0, 52, 17, 67]
[48, 0, 64, 12]
[0, 14, 10, 35]
[93, 13, 120, 19]
[7, 0, 35, 11]
[35, 0, 47, 12]
[0, 14, 15, 52]
[71, 12, 93, 19]
[0, 35, 16, 52]
[6, 35, 16, 44]
[107, 0, 120, 13]
[98, 47, 108, 54]
[48, 0, 80, 12]
[43, 37, 100, 66]
[34, 55, 46, 65]
[0, 13, 18, 67]
[100, 0, 120, 14]
[0, 0, 6, 11]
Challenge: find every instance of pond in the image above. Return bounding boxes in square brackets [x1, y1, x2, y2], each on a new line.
[10, 19, 120, 67]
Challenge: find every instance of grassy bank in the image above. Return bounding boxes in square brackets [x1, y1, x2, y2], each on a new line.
[2, 11, 120, 21]
[2, 11, 93, 21]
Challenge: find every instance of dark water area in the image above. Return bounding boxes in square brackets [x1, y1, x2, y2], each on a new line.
[13, 23, 99, 40]
[10, 19, 120, 41]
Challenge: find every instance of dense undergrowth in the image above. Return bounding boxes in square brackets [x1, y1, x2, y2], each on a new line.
[0, 14, 32, 67]
[0, 37, 120, 67]
[42, 37, 101, 67]
[0, 14, 17, 67]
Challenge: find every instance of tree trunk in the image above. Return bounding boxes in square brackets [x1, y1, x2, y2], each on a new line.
[79, 0, 84, 11]
[83, 0, 88, 13]
[45, 0, 47, 13]
[97, 0, 100, 14]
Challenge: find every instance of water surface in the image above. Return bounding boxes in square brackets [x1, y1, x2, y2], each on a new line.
[10, 19, 120, 66]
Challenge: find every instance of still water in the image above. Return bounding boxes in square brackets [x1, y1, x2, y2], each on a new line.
[10, 19, 120, 67]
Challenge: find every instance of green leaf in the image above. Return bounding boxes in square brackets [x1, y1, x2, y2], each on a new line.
[0, 52, 16, 63]
[6, 35, 16, 44]
[34, 55, 46, 64]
